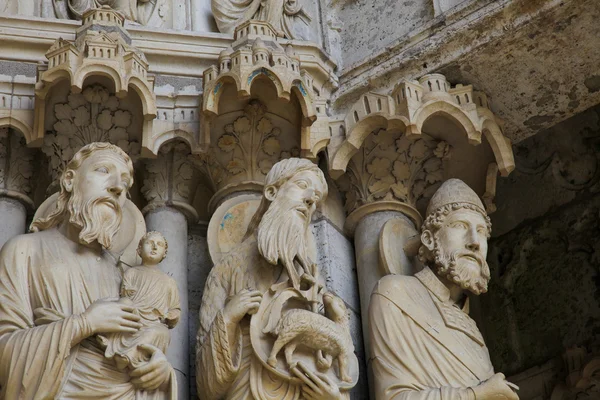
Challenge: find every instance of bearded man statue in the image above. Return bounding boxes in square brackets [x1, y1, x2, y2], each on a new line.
[368, 179, 520, 400]
[0, 142, 175, 399]
[196, 157, 353, 400]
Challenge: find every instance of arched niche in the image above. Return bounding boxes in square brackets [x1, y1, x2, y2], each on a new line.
[39, 75, 145, 196]
[419, 112, 495, 213]
[194, 75, 304, 211]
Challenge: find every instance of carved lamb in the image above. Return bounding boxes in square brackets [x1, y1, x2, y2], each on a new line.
[267, 292, 354, 382]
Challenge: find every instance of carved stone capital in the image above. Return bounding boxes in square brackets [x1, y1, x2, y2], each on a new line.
[141, 141, 198, 221]
[329, 74, 516, 234]
[336, 131, 448, 234]
[0, 128, 35, 208]
[190, 99, 301, 212]
[201, 21, 329, 160]
[33, 7, 156, 153]
[41, 83, 142, 191]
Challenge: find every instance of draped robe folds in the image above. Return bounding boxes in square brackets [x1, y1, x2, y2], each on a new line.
[211, 0, 309, 39]
[0, 229, 137, 399]
[51, 0, 157, 25]
[196, 237, 350, 400]
[368, 267, 495, 400]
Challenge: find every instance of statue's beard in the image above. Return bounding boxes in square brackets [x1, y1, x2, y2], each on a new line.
[433, 242, 491, 295]
[67, 192, 122, 249]
[256, 196, 311, 274]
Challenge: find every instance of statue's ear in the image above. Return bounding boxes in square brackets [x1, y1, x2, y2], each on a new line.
[63, 170, 75, 193]
[421, 230, 434, 251]
[264, 185, 278, 201]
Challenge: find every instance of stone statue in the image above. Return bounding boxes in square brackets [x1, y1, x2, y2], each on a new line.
[52, 0, 156, 25]
[196, 157, 357, 400]
[99, 231, 180, 399]
[0, 142, 176, 399]
[212, 0, 311, 40]
[368, 179, 520, 400]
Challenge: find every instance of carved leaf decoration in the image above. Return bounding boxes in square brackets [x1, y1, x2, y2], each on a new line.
[53, 120, 76, 137]
[409, 139, 430, 159]
[105, 96, 119, 111]
[55, 104, 74, 121]
[226, 158, 245, 175]
[392, 160, 410, 181]
[396, 137, 411, 154]
[233, 116, 251, 134]
[67, 93, 87, 108]
[367, 158, 392, 179]
[108, 127, 128, 143]
[390, 182, 409, 200]
[262, 137, 280, 156]
[271, 127, 281, 136]
[97, 110, 113, 130]
[372, 130, 395, 150]
[257, 117, 273, 134]
[113, 110, 132, 128]
[217, 134, 237, 152]
[259, 158, 274, 174]
[83, 85, 109, 104]
[369, 174, 395, 198]
[73, 106, 90, 127]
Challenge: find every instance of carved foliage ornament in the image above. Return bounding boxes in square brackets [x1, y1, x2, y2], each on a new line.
[337, 128, 451, 213]
[0, 128, 35, 198]
[141, 141, 194, 205]
[43, 85, 141, 186]
[192, 99, 299, 192]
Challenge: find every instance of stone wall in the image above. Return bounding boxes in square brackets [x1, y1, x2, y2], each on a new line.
[481, 104, 600, 377]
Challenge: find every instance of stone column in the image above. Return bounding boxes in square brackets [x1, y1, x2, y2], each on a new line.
[144, 207, 189, 400]
[351, 209, 417, 350]
[0, 128, 35, 249]
[141, 142, 198, 400]
[0, 198, 27, 248]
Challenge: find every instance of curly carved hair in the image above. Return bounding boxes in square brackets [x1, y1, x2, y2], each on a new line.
[137, 231, 168, 261]
[418, 202, 491, 265]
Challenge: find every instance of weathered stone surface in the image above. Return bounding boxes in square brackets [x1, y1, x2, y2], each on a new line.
[482, 107, 600, 376]
[492, 104, 600, 236]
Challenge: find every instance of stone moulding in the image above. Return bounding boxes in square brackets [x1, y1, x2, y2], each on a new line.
[329, 73, 514, 179]
[0, 75, 35, 145]
[32, 7, 157, 153]
[328, 74, 515, 235]
[201, 20, 328, 159]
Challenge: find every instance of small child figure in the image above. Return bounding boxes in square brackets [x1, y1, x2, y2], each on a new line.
[98, 231, 180, 399]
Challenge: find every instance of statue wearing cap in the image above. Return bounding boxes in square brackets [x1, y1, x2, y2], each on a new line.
[368, 179, 520, 400]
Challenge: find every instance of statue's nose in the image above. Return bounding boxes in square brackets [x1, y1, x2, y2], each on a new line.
[108, 184, 123, 197]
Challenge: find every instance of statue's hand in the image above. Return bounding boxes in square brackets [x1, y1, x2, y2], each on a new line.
[130, 344, 173, 391]
[223, 289, 263, 325]
[291, 361, 343, 400]
[471, 373, 519, 400]
[83, 298, 142, 335]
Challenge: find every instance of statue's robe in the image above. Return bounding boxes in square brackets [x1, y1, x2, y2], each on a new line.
[196, 236, 350, 400]
[211, 0, 308, 39]
[0, 229, 136, 399]
[51, 0, 156, 25]
[369, 267, 495, 400]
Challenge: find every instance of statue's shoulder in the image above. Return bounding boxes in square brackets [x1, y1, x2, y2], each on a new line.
[373, 273, 421, 296]
[1, 230, 53, 254]
[371, 273, 430, 315]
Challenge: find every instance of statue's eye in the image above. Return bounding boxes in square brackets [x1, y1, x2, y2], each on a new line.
[296, 180, 308, 189]
[96, 166, 109, 174]
[451, 221, 467, 229]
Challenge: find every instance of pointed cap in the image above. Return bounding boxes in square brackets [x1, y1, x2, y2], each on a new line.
[426, 178, 485, 217]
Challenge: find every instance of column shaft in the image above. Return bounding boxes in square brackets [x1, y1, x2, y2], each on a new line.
[145, 207, 189, 400]
[0, 197, 27, 249]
